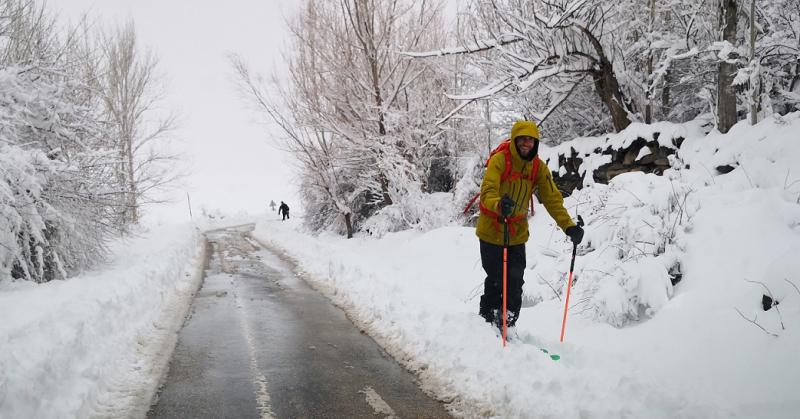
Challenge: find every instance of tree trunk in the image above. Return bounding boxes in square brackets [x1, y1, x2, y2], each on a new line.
[645, 0, 656, 124]
[789, 59, 800, 114]
[749, 0, 758, 125]
[379, 173, 393, 206]
[717, 0, 739, 133]
[344, 212, 353, 239]
[348, 0, 391, 205]
[662, 68, 672, 118]
[125, 133, 138, 223]
[579, 25, 632, 131]
[592, 59, 632, 132]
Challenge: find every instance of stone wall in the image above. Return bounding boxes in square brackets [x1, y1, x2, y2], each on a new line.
[551, 132, 685, 195]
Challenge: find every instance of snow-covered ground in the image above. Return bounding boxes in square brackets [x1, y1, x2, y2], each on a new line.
[0, 224, 204, 418]
[1, 114, 798, 418]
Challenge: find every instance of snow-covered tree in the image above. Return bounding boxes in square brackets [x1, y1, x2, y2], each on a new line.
[407, 0, 798, 142]
[236, 0, 454, 237]
[741, 0, 800, 120]
[0, 1, 177, 282]
[0, 1, 121, 282]
[232, 0, 798, 240]
[408, 0, 642, 137]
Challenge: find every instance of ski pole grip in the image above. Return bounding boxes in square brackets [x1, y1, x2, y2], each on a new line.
[577, 215, 584, 227]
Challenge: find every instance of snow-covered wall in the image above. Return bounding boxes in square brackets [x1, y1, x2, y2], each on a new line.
[539, 118, 712, 192]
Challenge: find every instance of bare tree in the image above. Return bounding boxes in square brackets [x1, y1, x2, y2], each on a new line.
[96, 20, 179, 226]
[0, 0, 58, 64]
[230, 54, 358, 238]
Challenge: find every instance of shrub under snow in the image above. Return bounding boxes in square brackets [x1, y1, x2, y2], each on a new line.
[0, 145, 110, 283]
[526, 112, 800, 327]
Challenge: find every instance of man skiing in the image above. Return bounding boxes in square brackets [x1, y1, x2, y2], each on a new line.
[476, 120, 584, 335]
[278, 201, 290, 221]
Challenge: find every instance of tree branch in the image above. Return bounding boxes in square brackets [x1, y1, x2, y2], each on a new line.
[399, 33, 524, 58]
[735, 308, 779, 337]
[744, 278, 785, 330]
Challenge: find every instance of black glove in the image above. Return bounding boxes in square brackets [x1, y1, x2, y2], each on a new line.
[499, 195, 514, 218]
[565, 225, 584, 245]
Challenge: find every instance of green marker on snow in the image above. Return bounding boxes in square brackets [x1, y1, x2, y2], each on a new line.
[540, 348, 560, 361]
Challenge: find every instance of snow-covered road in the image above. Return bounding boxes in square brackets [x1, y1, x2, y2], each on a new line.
[148, 224, 450, 418]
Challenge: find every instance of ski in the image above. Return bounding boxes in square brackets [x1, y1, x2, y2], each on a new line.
[490, 324, 561, 360]
[537, 347, 560, 361]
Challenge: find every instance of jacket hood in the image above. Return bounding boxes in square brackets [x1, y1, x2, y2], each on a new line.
[510, 120, 540, 141]
[510, 120, 540, 161]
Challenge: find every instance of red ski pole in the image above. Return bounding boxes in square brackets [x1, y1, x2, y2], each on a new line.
[560, 215, 584, 342]
[502, 215, 509, 347]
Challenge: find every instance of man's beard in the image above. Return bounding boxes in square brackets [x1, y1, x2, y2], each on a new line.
[516, 142, 538, 160]
[520, 148, 534, 160]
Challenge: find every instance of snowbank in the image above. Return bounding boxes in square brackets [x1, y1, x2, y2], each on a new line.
[255, 113, 800, 418]
[0, 224, 204, 418]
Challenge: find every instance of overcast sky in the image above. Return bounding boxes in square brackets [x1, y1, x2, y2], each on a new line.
[50, 0, 301, 224]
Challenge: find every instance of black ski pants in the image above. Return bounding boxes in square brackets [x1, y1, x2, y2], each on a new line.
[478, 240, 526, 328]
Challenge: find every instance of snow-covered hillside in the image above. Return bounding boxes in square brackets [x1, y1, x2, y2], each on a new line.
[255, 113, 800, 418]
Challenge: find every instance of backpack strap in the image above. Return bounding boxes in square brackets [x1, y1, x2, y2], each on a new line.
[529, 158, 541, 215]
[500, 148, 513, 182]
[530, 158, 540, 182]
[463, 192, 481, 215]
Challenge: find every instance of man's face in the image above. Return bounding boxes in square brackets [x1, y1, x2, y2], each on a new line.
[515, 135, 537, 157]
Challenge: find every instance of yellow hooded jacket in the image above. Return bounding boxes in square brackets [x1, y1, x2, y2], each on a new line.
[476, 121, 575, 246]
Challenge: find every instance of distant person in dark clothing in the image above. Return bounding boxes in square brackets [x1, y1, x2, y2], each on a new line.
[278, 201, 290, 221]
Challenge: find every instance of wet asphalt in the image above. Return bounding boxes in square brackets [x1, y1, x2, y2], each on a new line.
[147, 224, 451, 419]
